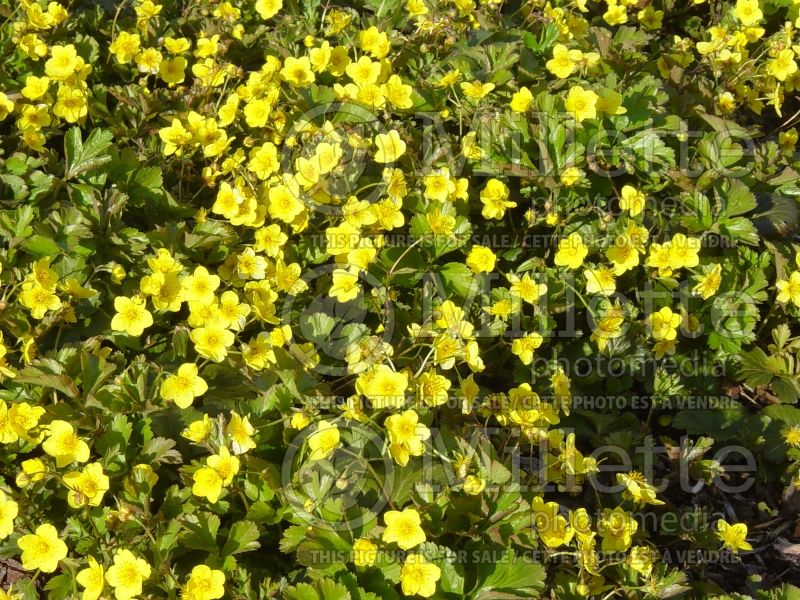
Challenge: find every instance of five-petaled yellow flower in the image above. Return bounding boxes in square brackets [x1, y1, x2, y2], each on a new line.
[716, 519, 752, 553]
[111, 296, 153, 336]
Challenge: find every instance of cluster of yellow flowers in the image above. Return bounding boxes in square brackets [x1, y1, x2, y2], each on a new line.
[1, 0, 796, 597]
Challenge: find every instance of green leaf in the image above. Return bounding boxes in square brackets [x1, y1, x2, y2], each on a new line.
[284, 583, 320, 600]
[222, 520, 261, 556]
[22, 234, 60, 257]
[718, 179, 756, 218]
[141, 436, 182, 465]
[43, 573, 74, 600]
[64, 127, 113, 180]
[438, 262, 481, 298]
[471, 550, 546, 599]
[182, 512, 221, 554]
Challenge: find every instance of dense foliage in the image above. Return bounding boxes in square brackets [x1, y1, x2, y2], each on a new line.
[0, 0, 800, 598]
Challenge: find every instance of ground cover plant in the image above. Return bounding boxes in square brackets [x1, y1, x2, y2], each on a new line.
[0, 0, 800, 598]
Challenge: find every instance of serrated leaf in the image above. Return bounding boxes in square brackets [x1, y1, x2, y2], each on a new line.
[471, 550, 546, 599]
[65, 127, 113, 180]
[182, 512, 220, 554]
[222, 520, 261, 556]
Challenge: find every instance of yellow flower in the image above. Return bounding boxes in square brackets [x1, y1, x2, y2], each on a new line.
[164, 37, 190, 54]
[619, 185, 645, 216]
[181, 266, 220, 305]
[511, 332, 544, 365]
[307, 420, 340, 461]
[135, 0, 162, 27]
[584, 267, 616, 296]
[509, 86, 533, 112]
[559, 166, 583, 186]
[569, 508, 594, 542]
[43, 420, 90, 467]
[638, 6, 663, 30]
[384, 74, 414, 109]
[733, 0, 762, 26]
[0, 490, 18, 539]
[466, 245, 497, 274]
[21, 75, 50, 100]
[460, 80, 495, 99]
[290, 412, 311, 430]
[363, 364, 409, 409]
[105, 549, 151, 600]
[359, 26, 390, 59]
[183, 415, 212, 444]
[244, 97, 273, 128]
[422, 168, 456, 202]
[192, 466, 224, 503]
[19, 283, 62, 319]
[16, 458, 46, 488]
[346, 55, 382, 86]
[76, 556, 105, 600]
[281, 56, 315, 86]
[554, 232, 588, 269]
[693, 264, 722, 299]
[207, 446, 239, 485]
[463, 475, 486, 495]
[190, 325, 235, 362]
[504, 274, 544, 307]
[255, 0, 283, 19]
[783, 424, 800, 447]
[546, 44, 581, 79]
[111, 296, 153, 336]
[777, 271, 800, 306]
[330, 267, 361, 303]
[135, 48, 162, 74]
[228, 412, 256, 455]
[383, 507, 426, 550]
[417, 370, 452, 407]
[564, 86, 598, 122]
[0, 93, 14, 121]
[110, 31, 142, 64]
[400, 554, 441, 598]
[159, 119, 192, 156]
[532, 497, 574, 548]
[17, 524, 68, 572]
[159, 56, 187, 84]
[406, 0, 428, 16]
[598, 507, 638, 552]
[716, 519, 752, 553]
[646, 306, 681, 341]
[767, 49, 797, 82]
[480, 179, 516, 220]
[716, 91, 735, 115]
[160, 363, 208, 409]
[667, 233, 701, 270]
[352, 538, 377, 567]
[63, 462, 109, 508]
[628, 546, 655, 578]
[184, 565, 225, 600]
[45, 44, 81, 80]
[268, 177, 305, 223]
[18, 103, 52, 131]
[195, 34, 220, 59]
[385, 410, 430, 466]
[373, 130, 406, 163]
[617, 471, 664, 506]
[597, 88, 627, 115]
[248, 143, 280, 180]
[603, 4, 628, 25]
